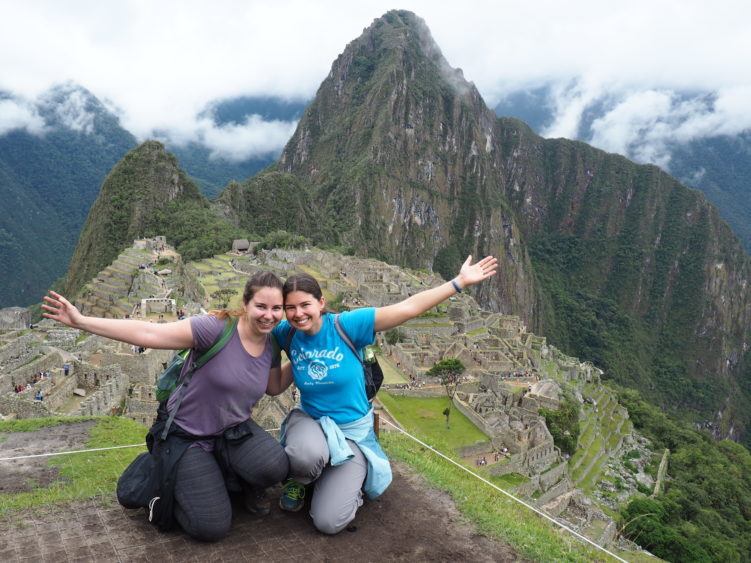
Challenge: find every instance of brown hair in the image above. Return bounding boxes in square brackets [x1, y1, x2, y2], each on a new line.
[210, 271, 283, 319]
[282, 273, 323, 301]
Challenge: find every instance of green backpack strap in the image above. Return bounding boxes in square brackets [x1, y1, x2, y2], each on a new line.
[193, 316, 238, 369]
[161, 316, 238, 440]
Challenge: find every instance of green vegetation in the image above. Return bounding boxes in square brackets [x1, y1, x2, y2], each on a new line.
[0, 416, 147, 514]
[539, 394, 580, 455]
[63, 141, 248, 297]
[426, 358, 465, 428]
[381, 432, 615, 562]
[0, 85, 137, 308]
[378, 392, 488, 452]
[616, 388, 751, 561]
[375, 354, 408, 385]
[255, 229, 310, 251]
[384, 328, 405, 345]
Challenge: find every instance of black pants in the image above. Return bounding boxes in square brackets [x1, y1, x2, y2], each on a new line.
[172, 419, 288, 541]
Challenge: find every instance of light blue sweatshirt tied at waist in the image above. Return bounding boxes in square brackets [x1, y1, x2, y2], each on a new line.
[280, 408, 392, 499]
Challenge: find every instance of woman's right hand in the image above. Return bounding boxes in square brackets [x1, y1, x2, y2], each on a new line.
[42, 291, 84, 329]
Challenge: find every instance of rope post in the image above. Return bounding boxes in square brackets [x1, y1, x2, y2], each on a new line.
[374, 411, 380, 437]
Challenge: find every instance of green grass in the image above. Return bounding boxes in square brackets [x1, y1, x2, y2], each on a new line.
[378, 392, 489, 453]
[0, 416, 147, 514]
[489, 472, 529, 489]
[381, 432, 618, 562]
[466, 327, 488, 337]
[376, 354, 409, 384]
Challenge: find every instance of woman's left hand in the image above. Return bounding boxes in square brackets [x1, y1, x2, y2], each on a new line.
[456, 255, 498, 288]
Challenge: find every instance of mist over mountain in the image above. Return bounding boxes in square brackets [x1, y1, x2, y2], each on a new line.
[167, 96, 308, 197]
[0, 88, 304, 306]
[0, 84, 136, 307]
[494, 84, 751, 251]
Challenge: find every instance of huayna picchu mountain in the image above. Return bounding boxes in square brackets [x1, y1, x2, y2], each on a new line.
[64, 141, 243, 297]
[227, 10, 751, 443]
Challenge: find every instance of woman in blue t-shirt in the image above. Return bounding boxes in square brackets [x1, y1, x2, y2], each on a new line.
[266, 255, 497, 534]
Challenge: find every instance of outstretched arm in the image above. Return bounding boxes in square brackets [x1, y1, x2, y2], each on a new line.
[374, 255, 497, 332]
[42, 290, 194, 350]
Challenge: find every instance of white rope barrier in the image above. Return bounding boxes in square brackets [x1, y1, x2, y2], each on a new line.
[0, 427, 283, 462]
[380, 417, 629, 563]
[0, 443, 145, 462]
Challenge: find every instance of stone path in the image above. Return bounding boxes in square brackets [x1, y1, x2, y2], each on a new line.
[0, 462, 520, 562]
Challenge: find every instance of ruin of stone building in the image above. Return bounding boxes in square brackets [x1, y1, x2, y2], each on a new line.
[232, 239, 251, 253]
[140, 298, 176, 316]
[0, 307, 31, 331]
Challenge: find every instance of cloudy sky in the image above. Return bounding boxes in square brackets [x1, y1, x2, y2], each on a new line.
[1, 0, 750, 166]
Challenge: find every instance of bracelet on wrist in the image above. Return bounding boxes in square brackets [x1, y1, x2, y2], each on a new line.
[451, 279, 463, 293]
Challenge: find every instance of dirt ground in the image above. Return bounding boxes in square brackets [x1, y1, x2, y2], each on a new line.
[0, 422, 521, 562]
[0, 421, 96, 494]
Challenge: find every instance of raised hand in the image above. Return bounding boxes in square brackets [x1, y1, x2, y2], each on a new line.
[457, 255, 498, 288]
[42, 291, 84, 329]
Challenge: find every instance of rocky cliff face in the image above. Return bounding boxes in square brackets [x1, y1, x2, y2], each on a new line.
[229, 10, 751, 442]
[497, 120, 751, 440]
[275, 10, 537, 321]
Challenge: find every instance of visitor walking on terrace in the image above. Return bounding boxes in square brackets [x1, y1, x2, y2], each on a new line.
[42, 271, 290, 542]
[266, 255, 498, 534]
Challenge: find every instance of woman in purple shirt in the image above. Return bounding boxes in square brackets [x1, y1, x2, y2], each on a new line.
[43, 271, 289, 541]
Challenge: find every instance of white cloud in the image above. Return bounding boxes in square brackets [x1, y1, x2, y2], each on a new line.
[0, 0, 749, 158]
[161, 114, 299, 162]
[0, 98, 46, 136]
[583, 86, 751, 169]
[38, 85, 97, 133]
[541, 79, 604, 139]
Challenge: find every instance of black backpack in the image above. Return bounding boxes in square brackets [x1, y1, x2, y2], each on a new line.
[278, 313, 384, 401]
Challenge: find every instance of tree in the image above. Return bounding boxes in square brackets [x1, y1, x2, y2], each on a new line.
[427, 358, 465, 428]
[211, 288, 237, 308]
[385, 328, 404, 345]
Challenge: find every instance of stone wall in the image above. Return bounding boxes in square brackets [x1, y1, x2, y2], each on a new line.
[539, 460, 568, 491]
[0, 307, 31, 331]
[78, 367, 129, 416]
[536, 476, 573, 506]
[453, 394, 501, 441]
[43, 328, 81, 350]
[43, 372, 80, 413]
[5, 350, 65, 393]
[91, 347, 173, 386]
[0, 392, 51, 418]
[0, 333, 39, 373]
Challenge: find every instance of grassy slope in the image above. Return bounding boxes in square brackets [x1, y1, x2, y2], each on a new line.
[0, 416, 147, 514]
[378, 391, 619, 561]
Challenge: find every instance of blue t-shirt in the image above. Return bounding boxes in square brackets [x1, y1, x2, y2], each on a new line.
[273, 308, 376, 424]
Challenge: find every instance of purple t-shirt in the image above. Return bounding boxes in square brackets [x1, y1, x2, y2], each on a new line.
[167, 315, 280, 450]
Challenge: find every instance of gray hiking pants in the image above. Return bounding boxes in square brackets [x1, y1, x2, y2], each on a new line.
[284, 409, 367, 534]
[173, 420, 288, 541]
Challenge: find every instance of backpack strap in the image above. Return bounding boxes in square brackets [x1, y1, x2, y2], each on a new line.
[272, 324, 296, 357]
[333, 314, 363, 364]
[161, 317, 238, 440]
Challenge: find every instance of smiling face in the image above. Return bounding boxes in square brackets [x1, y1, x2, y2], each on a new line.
[284, 290, 326, 334]
[244, 286, 284, 336]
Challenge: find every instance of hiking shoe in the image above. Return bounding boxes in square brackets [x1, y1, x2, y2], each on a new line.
[244, 487, 271, 517]
[279, 479, 306, 512]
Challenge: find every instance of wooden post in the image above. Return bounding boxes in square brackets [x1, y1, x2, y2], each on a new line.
[374, 411, 380, 437]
